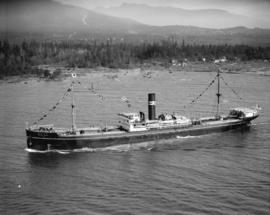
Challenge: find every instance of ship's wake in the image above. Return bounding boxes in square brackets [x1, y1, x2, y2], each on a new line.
[24, 134, 211, 154]
[74, 141, 156, 153]
[25, 148, 71, 154]
[176, 135, 202, 139]
[25, 148, 48, 153]
[253, 122, 270, 126]
[24, 143, 154, 154]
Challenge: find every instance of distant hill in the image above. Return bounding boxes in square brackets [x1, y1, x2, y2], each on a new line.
[97, 3, 270, 29]
[0, 0, 146, 33]
[0, 0, 270, 46]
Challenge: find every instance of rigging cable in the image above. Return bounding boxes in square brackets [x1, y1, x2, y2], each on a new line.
[32, 84, 73, 125]
[81, 82, 132, 108]
[220, 76, 244, 101]
[183, 75, 218, 109]
[33, 78, 136, 126]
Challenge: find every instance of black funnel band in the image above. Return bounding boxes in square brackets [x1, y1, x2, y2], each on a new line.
[148, 93, 156, 120]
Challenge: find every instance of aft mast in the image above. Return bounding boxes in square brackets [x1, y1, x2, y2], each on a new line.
[71, 73, 77, 132]
[216, 68, 221, 117]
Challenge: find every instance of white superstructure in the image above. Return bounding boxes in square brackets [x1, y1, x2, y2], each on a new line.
[118, 113, 148, 132]
[229, 108, 259, 118]
[118, 112, 192, 132]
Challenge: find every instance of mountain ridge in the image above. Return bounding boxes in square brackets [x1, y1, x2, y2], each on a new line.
[0, 0, 270, 46]
[0, 0, 146, 33]
[96, 3, 270, 29]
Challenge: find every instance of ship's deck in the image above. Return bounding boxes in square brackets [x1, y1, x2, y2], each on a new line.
[49, 118, 244, 139]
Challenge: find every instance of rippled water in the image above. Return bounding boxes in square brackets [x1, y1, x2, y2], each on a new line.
[0, 70, 270, 214]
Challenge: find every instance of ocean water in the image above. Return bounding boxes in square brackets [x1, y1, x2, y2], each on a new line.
[0, 70, 269, 214]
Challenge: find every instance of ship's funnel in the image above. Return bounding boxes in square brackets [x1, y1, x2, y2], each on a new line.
[148, 93, 156, 120]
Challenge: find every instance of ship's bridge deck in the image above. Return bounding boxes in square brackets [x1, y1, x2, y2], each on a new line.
[118, 113, 141, 122]
[230, 107, 258, 118]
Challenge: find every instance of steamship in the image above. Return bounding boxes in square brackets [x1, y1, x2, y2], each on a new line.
[26, 70, 259, 151]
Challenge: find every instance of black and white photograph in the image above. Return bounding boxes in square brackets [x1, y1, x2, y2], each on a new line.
[0, 0, 270, 214]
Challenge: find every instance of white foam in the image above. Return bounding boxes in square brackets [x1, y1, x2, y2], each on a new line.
[253, 122, 270, 126]
[25, 148, 49, 153]
[100, 141, 156, 152]
[25, 136, 206, 154]
[176, 133, 214, 139]
[62, 141, 156, 153]
[73, 147, 97, 153]
[53, 150, 70, 154]
[176, 135, 200, 139]
[100, 144, 134, 152]
[25, 148, 70, 154]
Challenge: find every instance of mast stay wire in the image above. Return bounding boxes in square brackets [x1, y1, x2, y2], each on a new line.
[183, 75, 218, 110]
[32, 82, 74, 125]
[220, 76, 245, 102]
[74, 80, 134, 109]
[32, 77, 134, 127]
[182, 67, 247, 115]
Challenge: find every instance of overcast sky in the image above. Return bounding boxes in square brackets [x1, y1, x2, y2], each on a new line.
[57, 0, 270, 19]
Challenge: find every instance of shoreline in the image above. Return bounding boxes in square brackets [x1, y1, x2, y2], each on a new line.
[1, 60, 269, 84]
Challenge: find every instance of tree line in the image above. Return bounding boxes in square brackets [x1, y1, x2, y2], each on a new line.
[0, 39, 269, 78]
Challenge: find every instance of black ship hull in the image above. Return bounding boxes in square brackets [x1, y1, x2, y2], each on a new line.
[26, 119, 253, 151]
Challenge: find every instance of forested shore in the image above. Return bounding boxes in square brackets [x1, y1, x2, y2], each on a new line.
[0, 39, 270, 79]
